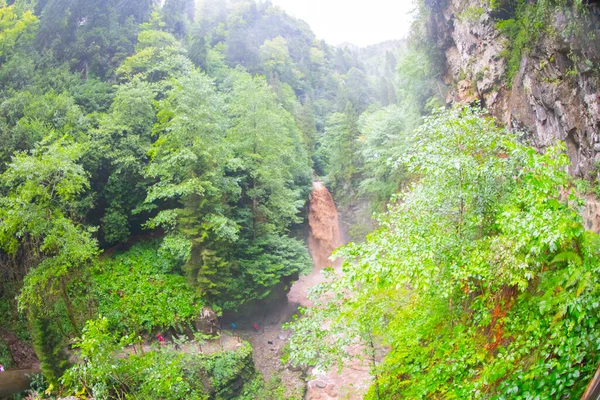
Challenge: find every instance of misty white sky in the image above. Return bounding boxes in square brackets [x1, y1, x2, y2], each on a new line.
[269, 0, 417, 47]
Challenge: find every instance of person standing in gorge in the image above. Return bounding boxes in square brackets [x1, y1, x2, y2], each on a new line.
[156, 334, 165, 346]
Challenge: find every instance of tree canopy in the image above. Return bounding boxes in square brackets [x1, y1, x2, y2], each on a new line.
[2, 0, 598, 398]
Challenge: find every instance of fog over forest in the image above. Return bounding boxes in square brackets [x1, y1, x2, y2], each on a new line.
[1, 0, 600, 399]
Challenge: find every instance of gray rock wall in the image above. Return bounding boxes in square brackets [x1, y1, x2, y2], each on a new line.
[436, 0, 600, 179]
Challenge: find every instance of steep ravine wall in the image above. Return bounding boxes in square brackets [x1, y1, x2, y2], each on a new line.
[433, 0, 600, 179]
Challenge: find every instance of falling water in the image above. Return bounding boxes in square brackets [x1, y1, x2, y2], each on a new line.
[308, 181, 342, 270]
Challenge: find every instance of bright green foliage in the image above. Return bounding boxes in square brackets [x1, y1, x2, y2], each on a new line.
[225, 71, 311, 235]
[357, 104, 411, 209]
[61, 316, 260, 400]
[143, 70, 237, 306]
[117, 29, 193, 83]
[288, 107, 600, 398]
[144, 71, 228, 214]
[203, 341, 255, 399]
[237, 374, 304, 400]
[61, 317, 210, 400]
[259, 36, 291, 72]
[0, 139, 97, 377]
[93, 241, 203, 336]
[219, 71, 312, 307]
[91, 78, 156, 244]
[318, 102, 363, 199]
[0, 90, 90, 168]
[144, 68, 312, 310]
[0, 4, 37, 62]
[0, 139, 97, 332]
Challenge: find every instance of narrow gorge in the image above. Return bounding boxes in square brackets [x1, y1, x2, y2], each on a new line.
[3, 0, 600, 398]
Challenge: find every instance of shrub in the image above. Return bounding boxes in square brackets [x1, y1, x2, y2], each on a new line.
[92, 240, 203, 336]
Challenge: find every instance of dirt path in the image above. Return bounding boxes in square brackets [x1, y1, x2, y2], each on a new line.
[116, 332, 244, 359]
[225, 264, 372, 400]
[0, 329, 38, 370]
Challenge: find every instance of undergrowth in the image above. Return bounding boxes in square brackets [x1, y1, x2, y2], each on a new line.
[493, 0, 589, 87]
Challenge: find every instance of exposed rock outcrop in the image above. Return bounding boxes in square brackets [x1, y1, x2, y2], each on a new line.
[194, 306, 220, 335]
[434, 0, 600, 179]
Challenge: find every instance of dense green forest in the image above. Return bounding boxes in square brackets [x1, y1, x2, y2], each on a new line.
[1, 0, 600, 398]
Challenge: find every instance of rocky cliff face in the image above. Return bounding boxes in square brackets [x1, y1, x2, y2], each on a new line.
[434, 0, 600, 179]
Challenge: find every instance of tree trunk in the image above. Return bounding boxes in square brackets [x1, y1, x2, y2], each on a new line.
[60, 280, 80, 336]
[369, 335, 381, 399]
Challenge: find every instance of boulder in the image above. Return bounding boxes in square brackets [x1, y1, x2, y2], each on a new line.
[194, 306, 220, 335]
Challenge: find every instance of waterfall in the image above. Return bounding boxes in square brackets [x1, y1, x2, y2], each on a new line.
[307, 181, 342, 270]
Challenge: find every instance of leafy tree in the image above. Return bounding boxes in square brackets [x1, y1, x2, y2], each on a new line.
[225, 71, 311, 237]
[259, 36, 290, 72]
[142, 70, 237, 305]
[35, 0, 152, 78]
[0, 90, 89, 168]
[0, 139, 98, 333]
[162, 0, 195, 38]
[343, 67, 374, 112]
[318, 102, 363, 199]
[297, 96, 318, 155]
[358, 104, 411, 209]
[0, 3, 37, 63]
[396, 45, 444, 126]
[309, 46, 326, 67]
[90, 78, 156, 245]
[116, 29, 193, 83]
[384, 50, 397, 74]
[288, 107, 600, 398]
[376, 76, 396, 106]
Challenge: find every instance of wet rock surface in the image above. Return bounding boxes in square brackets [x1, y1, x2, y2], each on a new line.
[437, 0, 600, 179]
[194, 306, 220, 335]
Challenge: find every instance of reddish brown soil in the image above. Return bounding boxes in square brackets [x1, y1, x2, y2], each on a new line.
[0, 329, 38, 369]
